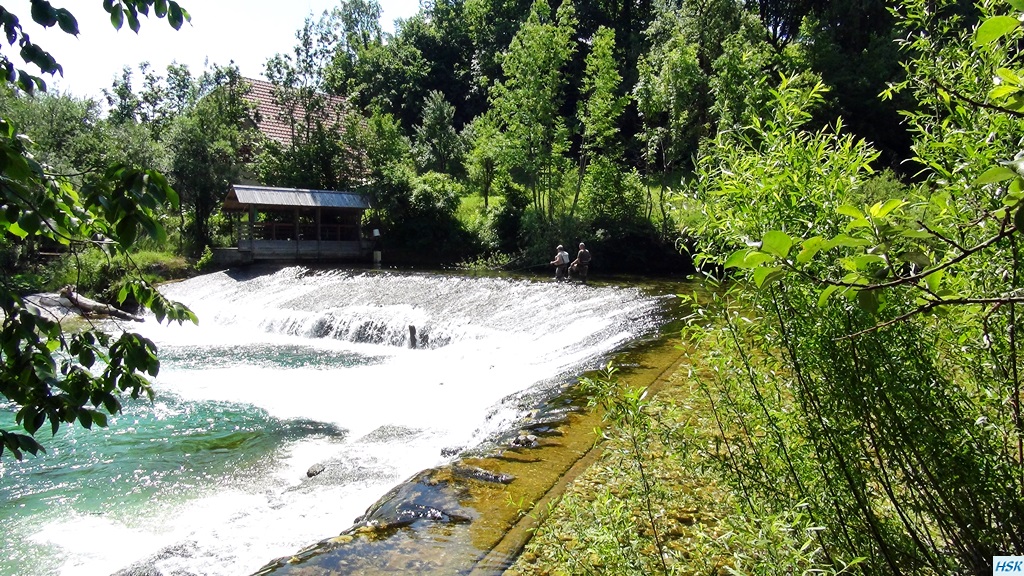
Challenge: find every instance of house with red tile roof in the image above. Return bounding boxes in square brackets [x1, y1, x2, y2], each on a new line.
[242, 77, 352, 148]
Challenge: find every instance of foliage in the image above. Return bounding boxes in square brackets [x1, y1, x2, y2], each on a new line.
[676, 0, 1024, 571]
[490, 0, 577, 223]
[0, 2, 196, 460]
[167, 66, 255, 255]
[412, 90, 466, 176]
[260, 12, 363, 192]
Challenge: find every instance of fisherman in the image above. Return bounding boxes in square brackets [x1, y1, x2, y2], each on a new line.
[569, 242, 592, 284]
[550, 244, 570, 281]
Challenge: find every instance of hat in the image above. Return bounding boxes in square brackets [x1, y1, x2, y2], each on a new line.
[557, 245, 563, 250]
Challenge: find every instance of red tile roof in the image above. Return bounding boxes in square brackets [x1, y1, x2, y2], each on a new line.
[243, 77, 350, 147]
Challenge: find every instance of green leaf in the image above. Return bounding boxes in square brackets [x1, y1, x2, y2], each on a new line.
[110, 6, 124, 29]
[925, 269, 944, 293]
[168, 3, 184, 29]
[126, 9, 141, 33]
[852, 254, 886, 268]
[797, 236, 827, 264]
[752, 266, 784, 289]
[761, 230, 793, 258]
[857, 289, 879, 315]
[826, 234, 871, 249]
[989, 84, 1021, 100]
[837, 204, 866, 220]
[724, 249, 751, 269]
[974, 165, 1018, 185]
[899, 226, 932, 239]
[818, 284, 840, 307]
[7, 221, 29, 239]
[30, 0, 58, 27]
[55, 9, 78, 35]
[975, 16, 1020, 46]
[871, 199, 904, 219]
[997, 67, 1024, 85]
[744, 251, 774, 268]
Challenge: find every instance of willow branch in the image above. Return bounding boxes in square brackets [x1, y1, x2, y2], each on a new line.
[837, 296, 1024, 340]
[929, 77, 1024, 119]
[792, 214, 1015, 293]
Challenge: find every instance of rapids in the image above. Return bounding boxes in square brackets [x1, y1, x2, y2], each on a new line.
[0, 266, 666, 576]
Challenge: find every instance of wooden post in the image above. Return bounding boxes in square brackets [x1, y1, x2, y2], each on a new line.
[409, 325, 417, 349]
[248, 205, 256, 251]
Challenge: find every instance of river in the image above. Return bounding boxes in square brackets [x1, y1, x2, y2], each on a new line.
[0, 266, 667, 576]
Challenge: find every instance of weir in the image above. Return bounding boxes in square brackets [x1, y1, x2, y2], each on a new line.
[0, 266, 680, 576]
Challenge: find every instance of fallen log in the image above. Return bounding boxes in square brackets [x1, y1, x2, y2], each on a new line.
[59, 285, 144, 322]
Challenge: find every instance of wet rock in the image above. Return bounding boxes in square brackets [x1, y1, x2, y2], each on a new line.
[112, 542, 199, 576]
[440, 446, 463, 457]
[395, 503, 471, 525]
[510, 434, 539, 449]
[354, 471, 476, 529]
[307, 463, 326, 478]
[453, 465, 515, 485]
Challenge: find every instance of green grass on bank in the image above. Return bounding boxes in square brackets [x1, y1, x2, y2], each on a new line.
[506, 344, 851, 576]
[41, 248, 193, 299]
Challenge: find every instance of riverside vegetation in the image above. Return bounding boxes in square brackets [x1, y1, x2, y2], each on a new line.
[509, 0, 1024, 574]
[2, 0, 1024, 574]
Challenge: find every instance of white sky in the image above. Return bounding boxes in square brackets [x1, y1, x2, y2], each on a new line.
[9, 0, 422, 99]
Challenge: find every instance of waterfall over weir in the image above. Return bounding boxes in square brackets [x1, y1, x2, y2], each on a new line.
[0, 267, 666, 576]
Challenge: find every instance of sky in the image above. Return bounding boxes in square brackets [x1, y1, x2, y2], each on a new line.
[10, 0, 423, 99]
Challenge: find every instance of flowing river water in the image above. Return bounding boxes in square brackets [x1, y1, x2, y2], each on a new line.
[0, 266, 678, 576]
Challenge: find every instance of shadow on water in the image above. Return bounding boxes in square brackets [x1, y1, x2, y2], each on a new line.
[249, 272, 702, 576]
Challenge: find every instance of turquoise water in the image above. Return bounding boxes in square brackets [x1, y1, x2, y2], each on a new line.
[0, 268, 664, 576]
[0, 345, 364, 576]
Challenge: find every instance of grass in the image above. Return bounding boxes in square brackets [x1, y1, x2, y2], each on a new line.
[505, 336, 855, 576]
[457, 194, 505, 225]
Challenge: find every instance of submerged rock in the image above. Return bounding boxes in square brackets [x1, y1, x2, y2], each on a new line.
[353, 471, 477, 529]
[306, 463, 326, 478]
[453, 465, 515, 485]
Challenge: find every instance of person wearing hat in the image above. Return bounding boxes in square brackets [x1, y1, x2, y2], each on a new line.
[550, 244, 571, 281]
[570, 242, 592, 283]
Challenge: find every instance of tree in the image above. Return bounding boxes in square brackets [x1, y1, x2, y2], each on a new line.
[463, 111, 502, 209]
[0, 1, 196, 459]
[683, 0, 1024, 569]
[413, 90, 466, 176]
[260, 12, 362, 191]
[575, 26, 633, 222]
[490, 0, 577, 223]
[167, 66, 255, 255]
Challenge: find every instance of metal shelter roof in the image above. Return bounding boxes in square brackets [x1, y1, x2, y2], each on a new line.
[223, 184, 371, 212]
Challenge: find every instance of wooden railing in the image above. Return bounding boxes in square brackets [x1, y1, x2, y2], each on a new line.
[242, 223, 361, 241]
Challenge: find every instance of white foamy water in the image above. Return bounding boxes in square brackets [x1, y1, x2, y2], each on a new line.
[4, 267, 663, 576]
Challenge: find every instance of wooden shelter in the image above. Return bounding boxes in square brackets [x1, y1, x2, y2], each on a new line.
[217, 184, 373, 264]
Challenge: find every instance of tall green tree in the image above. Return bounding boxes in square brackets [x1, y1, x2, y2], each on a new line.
[261, 11, 361, 191]
[413, 90, 466, 176]
[167, 66, 255, 255]
[490, 0, 577, 223]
